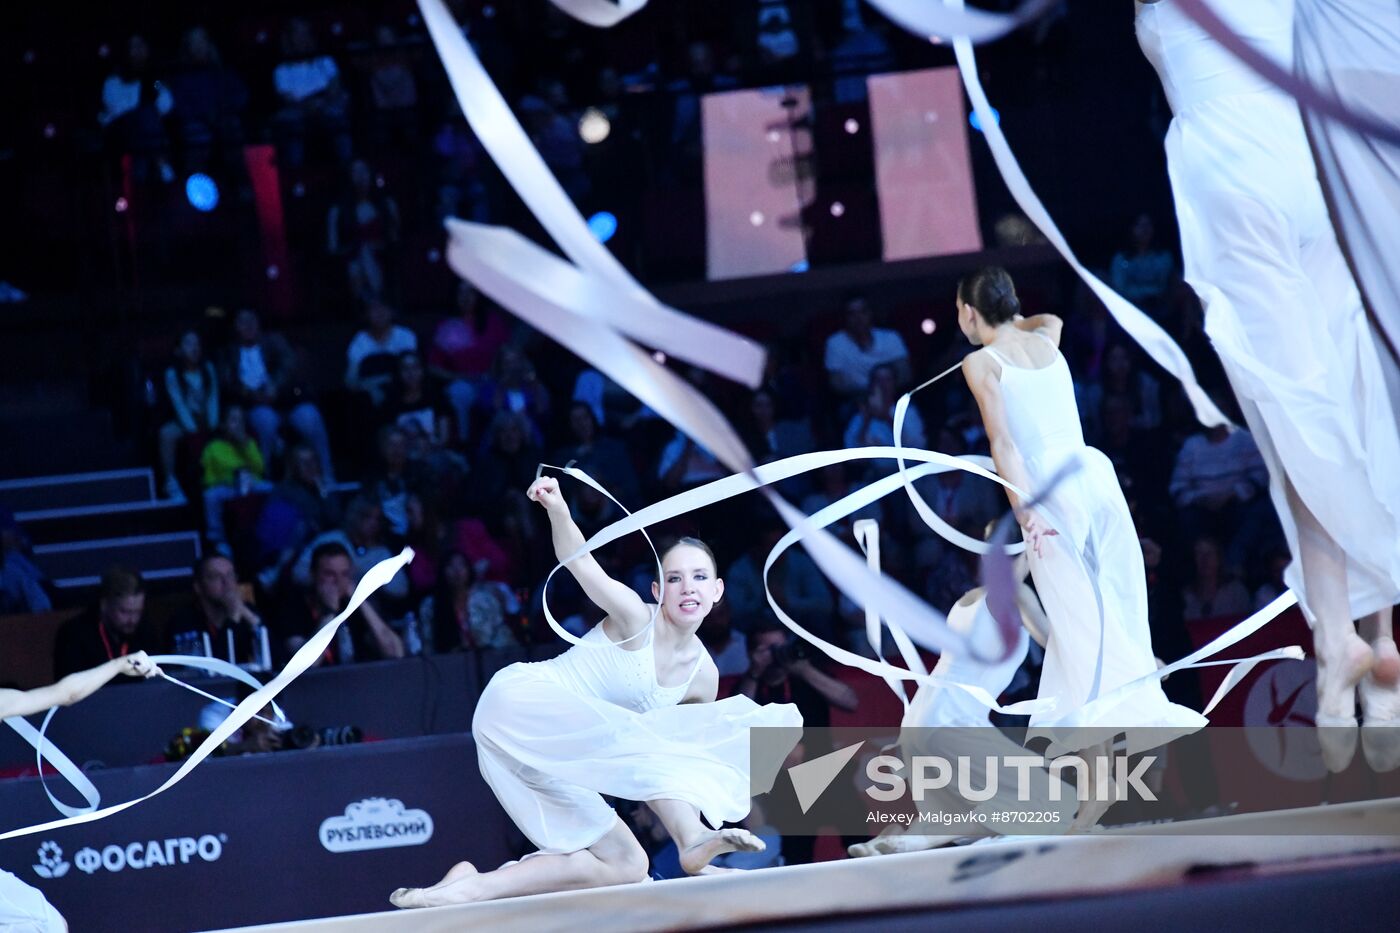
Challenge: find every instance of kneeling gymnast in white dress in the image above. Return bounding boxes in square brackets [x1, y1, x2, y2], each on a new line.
[391, 476, 801, 908]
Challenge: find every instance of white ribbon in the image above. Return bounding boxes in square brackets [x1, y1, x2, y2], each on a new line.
[547, 0, 649, 28]
[2, 550, 412, 840]
[854, 519, 930, 710]
[866, 0, 1061, 45]
[3, 713, 100, 820]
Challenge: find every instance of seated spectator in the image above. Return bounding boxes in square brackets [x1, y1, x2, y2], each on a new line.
[737, 623, 858, 720]
[823, 295, 910, 402]
[552, 402, 640, 506]
[293, 496, 409, 603]
[843, 363, 926, 476]
[254, 443, 341, 586]
[1169, 423, 1273, 573]
[200, 406, 272, 551]
[428, 281, 510, 442]
[432, 104, 490, 223]
[167, 554, 269, 669]
[0, 507, 51, 614]
[368, 424, 427, 539]
[272, 542, 404, 664]
[384, 352, 451, 446]
[168, 26, 247, 172]
[657, 429, 726, 492]
[219, 308, 335, 482]
[345, 300, 417, 405]
[327, 159, 401, 301]
[270, 18, 351, 168]
[910, 427, 1000, 539]
[801, 463, 881, 537]
[159, 329, 220, 502]
[479, 345, 550, 444]
[744, 389, 814, 467]
[98, 34, 174, 183]
[471, 411, 541, 523]
[1079, 342, 1163, 443]
[365, 24, 420, 154]
[520, 93, 588, 204]
[1109, 213, 1174, 316]
[53, 566, 156, 679]
[1181, 536, 1251, 621]
[417, 551, 517, 653]
[724, 526, 835, 640]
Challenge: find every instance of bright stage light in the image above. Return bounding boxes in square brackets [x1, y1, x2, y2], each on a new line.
[588, 211, 618, 243]
[186, 173, 220, 212]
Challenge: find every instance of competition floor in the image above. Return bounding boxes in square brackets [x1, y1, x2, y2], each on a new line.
[211, 797, 1400, 933]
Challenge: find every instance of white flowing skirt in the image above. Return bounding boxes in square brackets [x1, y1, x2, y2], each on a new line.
[1168, 93, 1400, 621]
[472, 663, 802, 854]
[1022, 446, 1207, 755]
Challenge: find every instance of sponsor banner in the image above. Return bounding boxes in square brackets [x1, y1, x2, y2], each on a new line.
[0, 735, 514, 933]
[752, 727, 1400, 836]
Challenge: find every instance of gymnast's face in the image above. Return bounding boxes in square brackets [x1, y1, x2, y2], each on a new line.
[652, 544, 723, 627]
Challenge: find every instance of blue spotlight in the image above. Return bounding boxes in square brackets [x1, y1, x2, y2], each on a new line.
[186, 173, 220, 212]
[969, 108, 1000, 133]
[587, 211, 618, 243]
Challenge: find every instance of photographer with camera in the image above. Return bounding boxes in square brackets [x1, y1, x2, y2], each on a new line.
[738, 624, 858, 726]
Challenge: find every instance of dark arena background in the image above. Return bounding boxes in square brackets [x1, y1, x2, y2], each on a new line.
[1, 1, 1398, 931]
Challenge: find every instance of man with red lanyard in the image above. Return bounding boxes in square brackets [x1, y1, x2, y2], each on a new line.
[52, 565, 156, 679]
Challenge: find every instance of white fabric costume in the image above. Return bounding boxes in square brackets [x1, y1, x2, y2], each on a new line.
[0, 870, 65, 933]
[981, 334, 1206, 754]
[472, 621, 800, 854]
[1137, 0, 1400, 620]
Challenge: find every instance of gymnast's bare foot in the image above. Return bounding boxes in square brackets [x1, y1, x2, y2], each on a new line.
[391, 864, 482, 909]
[679, 828, 764, 876]
[848, 831, 961, 858]
[1371, 636, 1400, 686]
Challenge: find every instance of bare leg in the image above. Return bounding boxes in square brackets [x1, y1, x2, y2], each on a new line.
[389, 817, 648, 908]
[645, 798, 765, 875]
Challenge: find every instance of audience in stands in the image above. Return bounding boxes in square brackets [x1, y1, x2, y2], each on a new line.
[200, 405, 272, 552]
[53, 566, 155, 679]
[168, 26, 248, 172]
[1109, 213, 1175, 317]
[416, 550, 517, 653]
[824, 295, 911, 403]
[272, 541, 404, 664]
[98, 33, 175, 183]
[326, 158, 401, 302]
[1180, 536, 1251, 622]
[270, 18, 352, 168]
[1169, 423, 1272, 575]
[345, 300, 417, 405]
[220, 308, 335, 483]
[292, 495, 409, 604]
[160, 329, 220, 502]
[0, 509, 50, 614]
[167, 553, 268, 668]
[429, 282, 511, 442]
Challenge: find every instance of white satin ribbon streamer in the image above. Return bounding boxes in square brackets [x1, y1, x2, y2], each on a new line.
[1, 550, 412, 840]
[868, 0, 1060, 45]
[548, 0, 649, 28]
[854, 519, 930, 710]
[418, 0, 765, 389]
[3, 713, 101, 819]
[154, 673, 283, 729]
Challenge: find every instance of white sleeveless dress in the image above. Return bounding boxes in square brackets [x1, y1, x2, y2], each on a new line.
[904, 594, 1028, 729]
[0, 870, 64, 932]
[472, 622, 801, 854]
[1137, 0, 1400, 620]
[982, 338, 1207, 754]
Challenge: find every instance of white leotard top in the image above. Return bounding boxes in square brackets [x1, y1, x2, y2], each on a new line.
[1135, 0, 1293, 115]
[981, 334, 1085, 462]
[541, 622, 703, 713]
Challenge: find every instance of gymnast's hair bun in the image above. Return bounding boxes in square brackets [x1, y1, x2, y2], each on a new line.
[957, 266, 1021, 325]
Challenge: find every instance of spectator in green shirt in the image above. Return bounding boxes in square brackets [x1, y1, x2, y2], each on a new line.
[201, 406, 271, 552]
